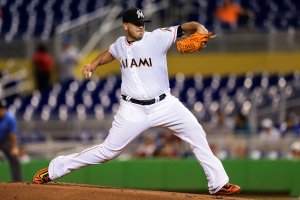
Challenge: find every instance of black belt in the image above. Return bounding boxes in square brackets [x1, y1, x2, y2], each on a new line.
[121, 94, 166, 105]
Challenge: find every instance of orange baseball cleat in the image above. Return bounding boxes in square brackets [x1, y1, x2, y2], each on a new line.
[215, 183, 241, 195]
[32, 168, 51, 184]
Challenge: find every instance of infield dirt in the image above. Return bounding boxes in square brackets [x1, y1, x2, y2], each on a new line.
[0, 182, 250, 200]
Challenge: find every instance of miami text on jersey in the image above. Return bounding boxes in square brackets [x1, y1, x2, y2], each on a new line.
[121, 58, 152, 68]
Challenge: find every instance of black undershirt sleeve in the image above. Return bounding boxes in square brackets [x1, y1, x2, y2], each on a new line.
[177, 25, 184, 38]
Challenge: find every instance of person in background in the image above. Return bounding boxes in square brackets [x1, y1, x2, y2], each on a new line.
[259, 118, 281, 142]
[233, 112, 251, 136]
[290, 141, 300, 159]
[209, 110, 234, 135]
[153, 130, 179, 159]
[280, 113, 300, 137]
[233, 143, 248, 159]
[56, 36, 79, 82]
[32, 43, 54, 91]
[134, 136, 156, 158]
[0, 100, 22, 182]
[258, 118, 281, 159]
[215, 0, 252, 31]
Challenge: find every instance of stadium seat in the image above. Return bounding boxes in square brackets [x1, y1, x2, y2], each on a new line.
[1, 0, 300, 40]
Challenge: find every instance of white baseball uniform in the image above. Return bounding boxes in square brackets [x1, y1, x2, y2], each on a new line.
[48, 26, 229, 194]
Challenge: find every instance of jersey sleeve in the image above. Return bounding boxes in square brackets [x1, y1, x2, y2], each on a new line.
[153, 25, 179, 53]
[108, 42, 119, 60]
[109, 37, 124, 60]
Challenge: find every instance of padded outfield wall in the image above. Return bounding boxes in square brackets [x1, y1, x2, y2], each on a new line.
[1, 51, 300, 80]
[0, 159, 299, 196]
[76, 51, 300, 77]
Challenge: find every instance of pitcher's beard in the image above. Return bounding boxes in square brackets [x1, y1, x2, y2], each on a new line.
[127, 30, 143, 41]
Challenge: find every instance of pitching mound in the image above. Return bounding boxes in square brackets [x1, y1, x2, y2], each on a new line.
[0, 182, 248, 200]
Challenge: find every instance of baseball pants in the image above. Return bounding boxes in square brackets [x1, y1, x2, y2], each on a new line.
[48, 94, 229, 193]
[0, 140, 22, 182]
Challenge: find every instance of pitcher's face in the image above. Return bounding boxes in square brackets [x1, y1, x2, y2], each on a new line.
[123, 22, 145, 42]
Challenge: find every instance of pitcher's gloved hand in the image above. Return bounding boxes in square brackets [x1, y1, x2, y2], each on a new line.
[176, 32, 216, 54]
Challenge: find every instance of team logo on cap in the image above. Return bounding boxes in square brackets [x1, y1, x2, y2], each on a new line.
[136, 10, 144, 19]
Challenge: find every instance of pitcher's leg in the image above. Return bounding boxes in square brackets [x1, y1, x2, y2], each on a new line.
[172, 123, 229, 194]
[49, 101, 150, 180]
[150, 96, 228, 193]
[48, 143, 116, 180]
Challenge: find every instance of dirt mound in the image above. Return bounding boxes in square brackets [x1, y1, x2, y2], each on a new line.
[0, 182, 248, 200]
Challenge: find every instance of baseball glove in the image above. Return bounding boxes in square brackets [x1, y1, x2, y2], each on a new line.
[176, 32, 216, 54]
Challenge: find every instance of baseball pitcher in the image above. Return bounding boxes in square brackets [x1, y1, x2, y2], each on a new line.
[33, 7, 240, 195]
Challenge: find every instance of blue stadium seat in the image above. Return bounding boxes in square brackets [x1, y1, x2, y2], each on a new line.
[2, 0, 300, 40]
[4, 72, 298, 122]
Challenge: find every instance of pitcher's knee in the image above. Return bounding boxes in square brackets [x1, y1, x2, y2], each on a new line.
[100, 143, 122, 160]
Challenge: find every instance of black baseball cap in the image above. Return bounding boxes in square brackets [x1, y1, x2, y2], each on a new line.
[122, 7, 151, 26]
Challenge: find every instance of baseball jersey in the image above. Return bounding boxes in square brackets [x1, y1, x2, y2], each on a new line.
[0, 112, 18, 141]
[109, 26, 179, 100]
